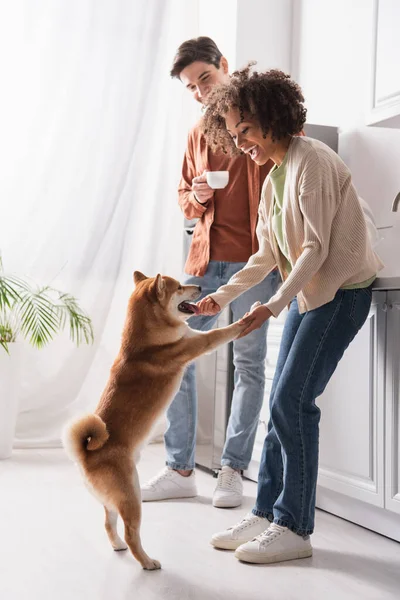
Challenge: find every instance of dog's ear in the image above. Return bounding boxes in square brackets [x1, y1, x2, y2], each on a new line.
[154, 274, 166, 300]
[133, 271, 147, 285]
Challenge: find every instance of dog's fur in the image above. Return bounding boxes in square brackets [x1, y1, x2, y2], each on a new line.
[63, 271, 247, 570]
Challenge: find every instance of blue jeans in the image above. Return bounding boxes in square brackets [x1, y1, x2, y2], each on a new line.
[164, 261, 280, 471]
[253, 285, 373, 536]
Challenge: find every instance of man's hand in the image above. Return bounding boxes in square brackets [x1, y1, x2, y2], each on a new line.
[196, 295, 221, 315]
[238, 302, 272, 338]
[192, 171, 214, 204]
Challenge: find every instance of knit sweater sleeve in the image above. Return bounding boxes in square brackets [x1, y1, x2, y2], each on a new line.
[210, 204, 277, 310]
[266, 152, 337, 316]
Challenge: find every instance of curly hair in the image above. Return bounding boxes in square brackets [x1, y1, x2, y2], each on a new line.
[202, 64, 307, 154]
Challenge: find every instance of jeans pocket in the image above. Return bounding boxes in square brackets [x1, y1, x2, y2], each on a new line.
[349, 287, 372, 330]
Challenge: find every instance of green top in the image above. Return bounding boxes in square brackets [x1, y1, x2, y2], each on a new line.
[269, 153, 375, 290]
[270, 154, 292, 274]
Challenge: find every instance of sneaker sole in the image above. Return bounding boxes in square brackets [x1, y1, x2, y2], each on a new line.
[212, 495, 242, 508]
[212, 500, 242, 508]
[141, 491, 197, 502]
[210, 538, 248, 550]
[234, 547, 313, 564]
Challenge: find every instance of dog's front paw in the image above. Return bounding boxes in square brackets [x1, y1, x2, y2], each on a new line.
[143, 558, 162, 570]
[113, 542, 128, 552]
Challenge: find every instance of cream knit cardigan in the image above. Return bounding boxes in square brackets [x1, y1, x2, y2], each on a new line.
[211, 136, 384, 317]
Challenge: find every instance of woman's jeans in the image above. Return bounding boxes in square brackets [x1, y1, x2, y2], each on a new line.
[164, 260, 280, 471]
[253, 285, 373, 536]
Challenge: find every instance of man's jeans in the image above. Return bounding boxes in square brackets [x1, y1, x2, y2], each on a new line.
[164, 261, 279, 471]
[253, 286, 373, 536]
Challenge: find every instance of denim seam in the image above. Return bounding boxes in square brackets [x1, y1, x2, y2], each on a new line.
[165, 461, 194, 471]
[274, 518, 313, 537]
[296, 294, 343, 530]
[349, 289, 358, 325]
[185, 374, 195, 470]
[349, 287, 372, 328]
[252, 507, 274, 522]
[221, 460, 248, 470]
[272, 463, 284, 507]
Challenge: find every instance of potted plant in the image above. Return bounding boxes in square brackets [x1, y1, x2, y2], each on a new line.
[0, 255, 94, 458]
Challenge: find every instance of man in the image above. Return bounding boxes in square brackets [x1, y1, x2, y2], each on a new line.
[141, 37, 279, 508]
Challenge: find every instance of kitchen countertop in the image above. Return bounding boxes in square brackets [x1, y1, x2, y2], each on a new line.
[372, 276, 400, 291]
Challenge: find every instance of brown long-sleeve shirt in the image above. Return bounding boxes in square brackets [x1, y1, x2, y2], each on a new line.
[178, 123, 273, 276]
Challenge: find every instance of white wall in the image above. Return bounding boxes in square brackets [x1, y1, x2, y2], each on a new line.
[235, 0, 293, 72]
[198, 0, 293, 73]
[198, 0, 238, 68]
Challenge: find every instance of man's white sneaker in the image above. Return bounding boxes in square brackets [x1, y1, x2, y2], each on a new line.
[234, 523, 313, 564]
[211, 513, 270, 550]
[141, 467, 197, 502]
[212, 466, 243, 508]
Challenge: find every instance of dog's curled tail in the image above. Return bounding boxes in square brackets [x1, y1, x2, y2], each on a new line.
[62, 414, 109, 463]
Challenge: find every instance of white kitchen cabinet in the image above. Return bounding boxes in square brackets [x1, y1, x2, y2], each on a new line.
[385, 290, 400, 515]
[317, 288, 400, 541]
[318, 291, 386, 507]
[368, 0, 400, 128]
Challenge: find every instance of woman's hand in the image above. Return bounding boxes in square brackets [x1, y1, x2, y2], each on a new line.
[238, 302, 272, 337]
[196, 295, 221, 315]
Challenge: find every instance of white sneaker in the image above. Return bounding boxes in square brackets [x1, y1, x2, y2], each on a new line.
[141, 467, 197, 502]
[234, 523, 313, 564]
[213, 466, 243, 508]
[211, 513, 270, 550]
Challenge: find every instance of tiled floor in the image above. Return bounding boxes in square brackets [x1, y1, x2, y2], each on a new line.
[1, 443, 400, 600]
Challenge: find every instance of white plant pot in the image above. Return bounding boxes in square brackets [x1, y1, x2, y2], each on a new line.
[0, 342, 23, 459]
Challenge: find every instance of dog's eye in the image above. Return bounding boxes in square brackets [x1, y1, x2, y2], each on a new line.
[178, 285, 183, 291]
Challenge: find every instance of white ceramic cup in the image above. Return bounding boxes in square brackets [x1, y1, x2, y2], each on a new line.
[206, 171, 229, 189]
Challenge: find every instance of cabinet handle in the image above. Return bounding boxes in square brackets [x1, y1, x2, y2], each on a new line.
[382, 302, 388, 312]
[391, 303, 400, 310]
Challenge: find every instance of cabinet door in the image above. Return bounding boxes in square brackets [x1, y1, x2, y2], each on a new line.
[317, 291, 386, 507]
[368, 0, 400, 127]
[385, 291, 400, 514]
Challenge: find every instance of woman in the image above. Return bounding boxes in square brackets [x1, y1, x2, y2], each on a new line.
[196, 66, 383, 565]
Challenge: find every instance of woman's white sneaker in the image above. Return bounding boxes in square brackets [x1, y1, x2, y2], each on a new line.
[212, 466, 243, 508]
[141, 467, 197, 501]
[234, 523, 313, 564]
[210, 513, 270, 550]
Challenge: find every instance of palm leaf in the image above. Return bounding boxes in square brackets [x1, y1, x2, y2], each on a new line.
[54, 291, 94, 346]
[0, 276, 22, 311]
[0, 254, 94, 352]
[17, 289, 60, 348]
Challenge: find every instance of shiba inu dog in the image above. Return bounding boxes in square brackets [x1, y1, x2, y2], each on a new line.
[63, 271, 247, 570]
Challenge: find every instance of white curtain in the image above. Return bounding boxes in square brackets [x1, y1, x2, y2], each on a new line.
[0, 0, 201, 447]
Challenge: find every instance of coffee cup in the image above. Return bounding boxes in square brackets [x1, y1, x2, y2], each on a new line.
[206, 171, 229, 189]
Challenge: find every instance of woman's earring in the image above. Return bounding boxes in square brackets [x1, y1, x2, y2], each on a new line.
[262, 133, 267, 139]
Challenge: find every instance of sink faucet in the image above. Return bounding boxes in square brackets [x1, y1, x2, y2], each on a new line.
[392, 192, 400, 212]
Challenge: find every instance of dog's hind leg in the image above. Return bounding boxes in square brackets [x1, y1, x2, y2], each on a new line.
[104, 507, 128, 551]
[118, 465, 161, 570]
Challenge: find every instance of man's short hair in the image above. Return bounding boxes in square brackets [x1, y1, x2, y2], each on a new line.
[170, 36, 223, 79]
